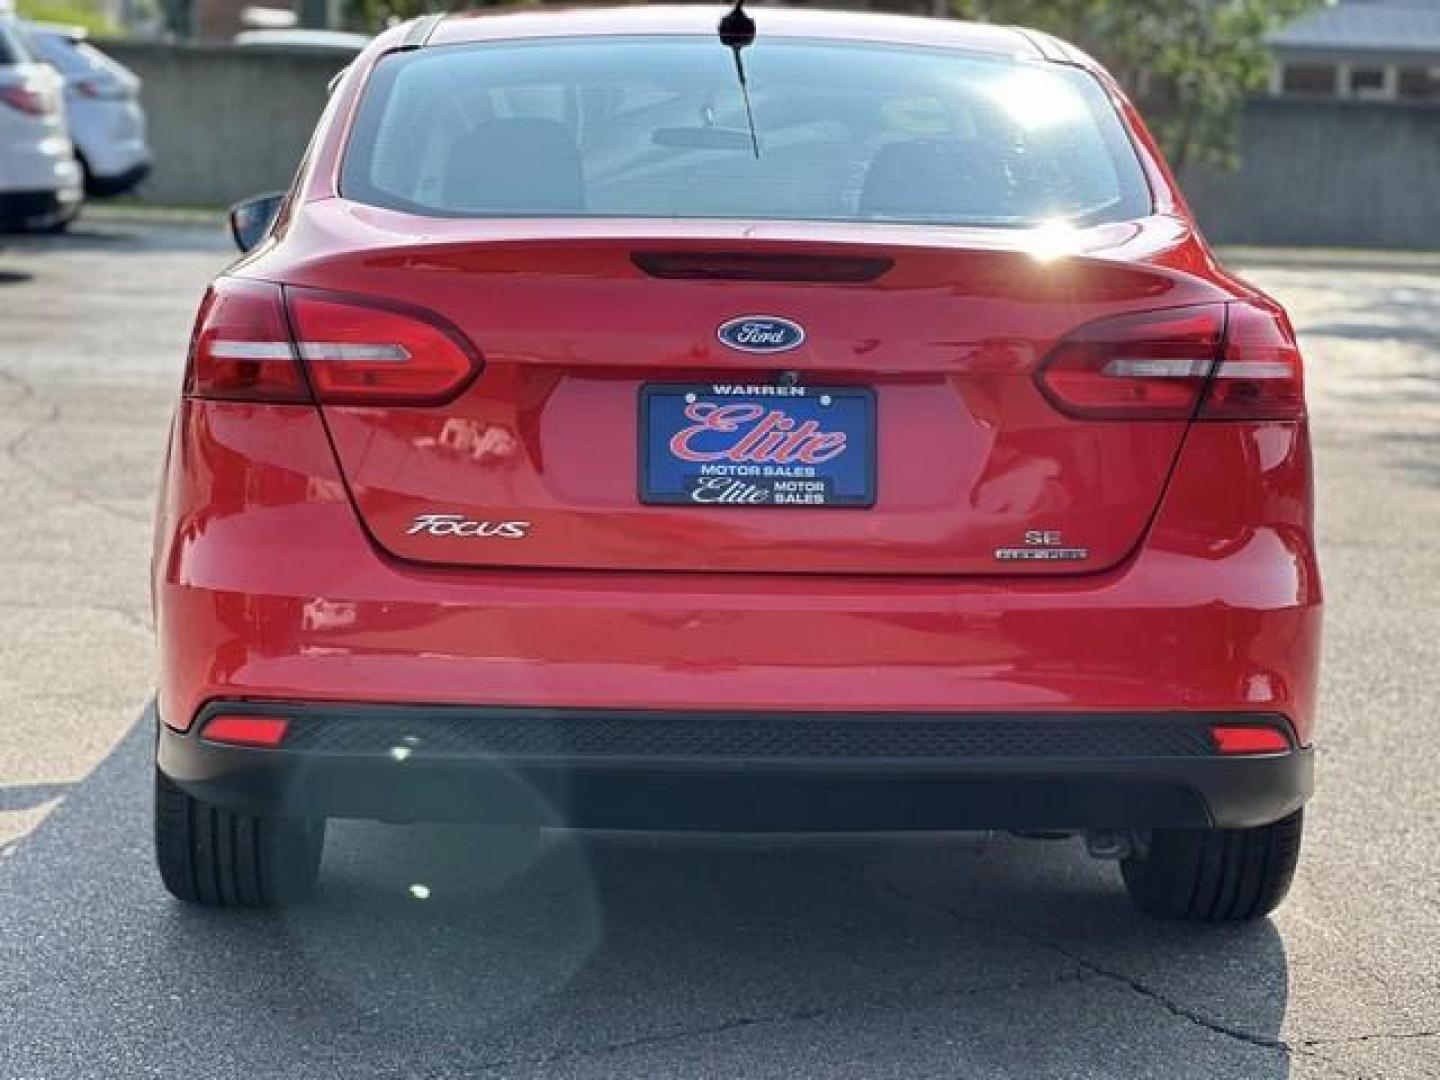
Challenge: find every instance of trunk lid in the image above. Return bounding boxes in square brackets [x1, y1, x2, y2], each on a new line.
[278, 212, 1228, 575]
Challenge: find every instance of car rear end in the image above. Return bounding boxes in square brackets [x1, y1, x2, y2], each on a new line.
[24, 24, 150, 196]
[152, 11, 1319, 918]
[0, 17, 81, 228]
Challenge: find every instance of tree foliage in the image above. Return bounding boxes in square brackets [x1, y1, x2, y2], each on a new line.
[954, 0, 1316, 172]
[342, 0, 507, 39]
[16, 0, 118, 35]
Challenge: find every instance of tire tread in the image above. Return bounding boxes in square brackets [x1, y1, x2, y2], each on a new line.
[153, 769, 322, 908]
[1121, 810, 1303, 922]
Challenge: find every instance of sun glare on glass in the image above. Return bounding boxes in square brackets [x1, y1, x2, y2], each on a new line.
[988, 71, 1087, 130]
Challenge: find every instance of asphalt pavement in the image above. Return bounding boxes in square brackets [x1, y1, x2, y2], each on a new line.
[0, 218, 1436, 1079]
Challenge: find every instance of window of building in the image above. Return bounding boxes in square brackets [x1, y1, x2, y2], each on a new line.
[1397, 66, 1440, 102]
[1281, 64, 1339, 96]
[1348, 67, 1388, 99]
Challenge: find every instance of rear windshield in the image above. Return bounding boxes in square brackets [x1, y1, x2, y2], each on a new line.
[33, 33, 119, 76]
[0, 20, 35, 65]
[342, 36, 1152, 228]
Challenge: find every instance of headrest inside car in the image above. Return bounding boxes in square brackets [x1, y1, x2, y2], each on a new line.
[443, 118, 585, 214]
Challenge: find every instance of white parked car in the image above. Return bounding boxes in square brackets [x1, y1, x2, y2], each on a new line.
[0, 14, 81, 230]
[23, 22, 150, 196]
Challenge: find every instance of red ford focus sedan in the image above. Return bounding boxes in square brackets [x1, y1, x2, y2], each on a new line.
[151, 6, 1320, 919]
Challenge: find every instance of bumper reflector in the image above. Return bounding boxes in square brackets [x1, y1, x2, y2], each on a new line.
[202, 714, 290, 748]
[1210, 725, 1290, 755]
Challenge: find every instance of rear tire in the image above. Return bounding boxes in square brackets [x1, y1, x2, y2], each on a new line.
[1120, 810, 1303, 922]
[154, 768, 324, 907]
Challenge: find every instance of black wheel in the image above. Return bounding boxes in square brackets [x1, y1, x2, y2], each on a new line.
[154, 768, 325, 907]
[76, 152, 98, 197]
[1120, 810, 1303, 922]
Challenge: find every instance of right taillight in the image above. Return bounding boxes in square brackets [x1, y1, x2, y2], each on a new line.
[184, 278, 481, 406]
[1037, 300, 1305, 422]
[1037, 304, 1225, 421]
[1197, 301, 1306, 421]
[74, 78, 127, 100]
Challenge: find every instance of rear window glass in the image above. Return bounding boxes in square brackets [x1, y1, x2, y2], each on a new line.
[0, 21, 34, 64]
[342, 36, 1151, 228]
[33, 34, 112, 75]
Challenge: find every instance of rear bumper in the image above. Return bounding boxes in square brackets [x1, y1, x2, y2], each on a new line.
[84, 160, 150, 198]
[0, 186, 81, 228]
[152, 403, 1324, 745]
[155, 701, 1312, 831]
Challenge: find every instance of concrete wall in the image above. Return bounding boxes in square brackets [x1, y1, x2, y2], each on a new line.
[101, 43, 1440, 249]
[99, 41, 348, 206]
[1185, 98, 1440, 250]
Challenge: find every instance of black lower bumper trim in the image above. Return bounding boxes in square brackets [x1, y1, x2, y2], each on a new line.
[86, 162, 151, 198]
[155, 701, 1312, 831]
[0, 188, 79, 229]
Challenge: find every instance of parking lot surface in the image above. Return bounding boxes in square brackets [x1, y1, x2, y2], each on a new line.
[1, 220, 1436, 1078]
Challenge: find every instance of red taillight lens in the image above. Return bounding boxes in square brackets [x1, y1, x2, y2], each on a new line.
[202, 714, 290, 748]
[74, 78, 126, 100]
[1210, 725, 1292, 755]
[1038, 301, 1306, 423]
[0, 84, 52, 116]
[185, 279, 311, 403]
[286, 288, 480, 405]
[1198, 302, 1306, 421]
[1037, 304, 1225, 420]
[184, 280, 482, 406]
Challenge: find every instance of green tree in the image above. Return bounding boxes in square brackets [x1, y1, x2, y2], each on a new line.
[343, 0, 530, 36]
[954, 0, 1316, 173]
[15, 0, 117, 35]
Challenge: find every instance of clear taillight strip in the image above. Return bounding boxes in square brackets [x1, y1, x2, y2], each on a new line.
[297, 343, 411, 363]
[207, 341, 411, 363]
[206, 341, 294, 360]
[1102, 360, 1294, 381]
[1213, 361, 1295, 379]
[1101, 358, 1213, 378]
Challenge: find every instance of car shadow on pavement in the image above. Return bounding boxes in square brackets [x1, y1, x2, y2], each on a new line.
[1, 719, 1293, 1079]
[0, 221, 229, 256]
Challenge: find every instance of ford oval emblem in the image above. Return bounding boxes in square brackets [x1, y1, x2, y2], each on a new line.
[717, 315, 806, 354]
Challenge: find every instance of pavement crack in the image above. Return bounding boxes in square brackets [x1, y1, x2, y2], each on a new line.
[0, 366, 38, 402]
[0, 600, 151, 633]
[473, 1006, 829, 1073]
[1044, 942, 1291, 1054]
[471, 970, 1093, 1075]
[877, 879, 1292, 1057]
[1300, 1030, 1439, 1048]
[2, 400, 150, 526]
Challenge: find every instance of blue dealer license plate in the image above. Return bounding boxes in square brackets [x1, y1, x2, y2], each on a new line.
[640, 383, 876, 507]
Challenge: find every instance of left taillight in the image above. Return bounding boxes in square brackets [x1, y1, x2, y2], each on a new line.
[0, 84, 54, 117]
[285, 287, 481, 405]
[184, 279, 481, 406]
[185, 279, 311, 403]
[202, 713, 290, 748]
